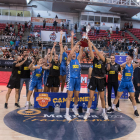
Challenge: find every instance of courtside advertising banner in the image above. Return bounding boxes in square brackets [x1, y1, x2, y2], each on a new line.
[41, 31, 66, 42]
[34, 92, 97, 109]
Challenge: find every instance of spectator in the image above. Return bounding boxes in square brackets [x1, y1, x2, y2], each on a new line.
[53, 20, 57, 30]
[62, 36, 66, 43]
[15, 24, 18, 36]
[130, 22, 133, 29]
[0, 48, 3, 58]
[75, 23, 77, 33]
[96, 26, 100, 34]
[116, 26, 119, 34]
[137, 47, 140, 59]
[127, 22, 129, 29]
[15, 39, 20, 50]
[132, 40, 136, 46]
[43, 19, 46, 28]
[10, 22, 12, 27]
[128, 44, 132, 50]
[38, 41, 42, 49]
[134, 46, 138, 59]
[124, 22, 127, 29]
[111, 43, 116, 54]
[110, 26, 112, 34]
[86, 23, 91, 33]
[10, 40, 14, 46]
[128, 47, 134, 58]
[83, 22, 86, 32]
[62, 21, 65, 29]
[17, 13, 20, 16]
[8, 54, 13, 60]
[119, 50, 126, 55]
[20, 12, 23, 17]
[25, 21, 28, 31]
[19, 30, 24, 36]
[60, 21, 63, 29]
[28, 38, 32, 50]
[37, 13, 40, 17]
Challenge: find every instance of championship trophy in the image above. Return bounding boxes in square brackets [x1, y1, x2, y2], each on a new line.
[80, 25, 90, 47]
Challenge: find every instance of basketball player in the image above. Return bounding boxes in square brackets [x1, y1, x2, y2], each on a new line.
[5, 56, 27, 109]
[84, 40, 110, 120]
[43, 50, 51, 92]
[71, 31, 79, 58]
[65, 42, 84, 121]
[46, 40, 63, 92]
[87, 65, 99, 110]
[107, 56, 140, 117]
[25, 57, 50, 110]
[60, 30, 68, 92]
[107, 54, 121, 112]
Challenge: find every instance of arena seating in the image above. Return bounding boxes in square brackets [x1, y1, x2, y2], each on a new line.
[128, 28, 140, 40]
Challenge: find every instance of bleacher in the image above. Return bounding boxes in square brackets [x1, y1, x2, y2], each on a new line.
[128, 28, 140, 40]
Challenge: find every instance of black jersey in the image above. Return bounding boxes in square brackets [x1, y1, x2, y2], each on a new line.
[92, 57, 106, 78]
[49, 60, 60, 77]
[108, 63, 121, 83]
[20, 58, 32, 78]
[10, 62, 21, 81]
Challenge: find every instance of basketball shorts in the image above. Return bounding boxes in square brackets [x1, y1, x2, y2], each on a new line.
[67, 78, 81, 91]
[46, 76, 60, 87]
[29, 79, 42, 91]
[88, 77, 105, 92]
[118, 81, 134, 92]
[87, 79, 98, 93]
[7, 79, 20, 89]
[60, 65, 66, 76]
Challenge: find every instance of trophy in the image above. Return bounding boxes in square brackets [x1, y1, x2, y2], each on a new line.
[80, 25, 90, 47]
[54, 101, 61, 114]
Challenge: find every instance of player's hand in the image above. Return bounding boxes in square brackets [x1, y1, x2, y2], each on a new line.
[60, 30, 63, 35]
[71, 31, 75, 36]
[59, 42, 62, 46]
[88, 39, 92, 46]
[76, 41, 81, 46]
[47, 48, 51, 54]
[24, 57, 28, 61]
[54, 42, 57, 46]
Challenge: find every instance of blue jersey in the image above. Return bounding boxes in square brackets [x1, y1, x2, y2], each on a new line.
[61, 52, 68, 66]
[121, 64, 133, 82]
[68, 59, 81, 78]
[76, 52, 79, 59]
[31, 66, 43, 81]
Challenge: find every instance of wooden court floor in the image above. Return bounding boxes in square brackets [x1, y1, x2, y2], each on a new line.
[0, 85, 140, 140]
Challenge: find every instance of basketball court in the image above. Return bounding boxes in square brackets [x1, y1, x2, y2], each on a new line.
[1, 85, 140, 140]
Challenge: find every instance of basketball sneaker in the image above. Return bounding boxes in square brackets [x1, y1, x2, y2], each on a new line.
[4, 103, 8, 109]
[15, 103, 20, 108]
[25, 104, 29, 110]
[83, 112, 90, 120]
[72, 108, 79, 116]
[107, 106, 111, 111]
[65, 114, 72, 121]
[116, 107, 121, 112]
[107, 108, 114, 113]
[102, 113, 108, 120]
[134, 110, 139, 117]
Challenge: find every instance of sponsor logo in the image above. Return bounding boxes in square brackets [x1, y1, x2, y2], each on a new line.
[36, 93, 51, 107]
[17, 109, 41, 115]
[49, 32, 57, 41]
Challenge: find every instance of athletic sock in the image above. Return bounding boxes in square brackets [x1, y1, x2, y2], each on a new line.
[74, 104, 78, 110]
[112, 104, 116, 109]
[86, 108, 90, 113]
[26, 101, 29, 106]
[66, 108, 69, 115]
[133, 106, 137, 111]
[102, 108, 106, 114]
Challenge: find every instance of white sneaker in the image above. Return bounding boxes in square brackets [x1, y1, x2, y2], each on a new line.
[116, 107, 122, 112]
[83, 112, 90, 120]
[72, 108, 79, 116]
[107, 106, 111, 111]
[25, 105, 29, 110]
[65, 114, 72, 121]
[102, 113, 108, 120]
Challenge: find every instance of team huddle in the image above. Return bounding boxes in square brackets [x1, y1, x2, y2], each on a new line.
[4, 31, 140, 121]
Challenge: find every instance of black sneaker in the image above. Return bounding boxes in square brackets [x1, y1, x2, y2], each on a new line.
[4, 103, 8, 109]
[15, 103, 20, 108]
[134, 110, 139, 117]
[107, 108, 114, 113]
